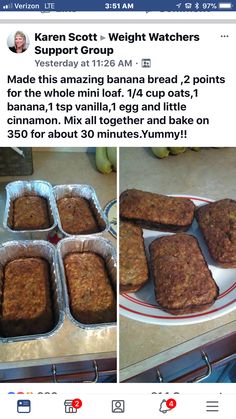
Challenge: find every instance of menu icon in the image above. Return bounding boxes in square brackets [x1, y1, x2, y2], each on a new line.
[206, 400, 219, 412]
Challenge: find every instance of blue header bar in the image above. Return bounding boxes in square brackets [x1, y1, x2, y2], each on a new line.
[0, 0, 235, 12]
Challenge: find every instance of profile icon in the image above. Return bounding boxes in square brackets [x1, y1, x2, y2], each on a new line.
[8, 31, 29, 53]
[111, 400, 125, 413]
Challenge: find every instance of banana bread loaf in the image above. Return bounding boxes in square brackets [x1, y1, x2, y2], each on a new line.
[120, 221, 148, 292]
[64, 252, 116, 324]
[12, 195, 50, 230]
[0, 257, 53, 337]
[196, 199, 236, 267]
[149, 234, 219, 314]
[57, 197, 100, 235]
[120, 189, 195, 232]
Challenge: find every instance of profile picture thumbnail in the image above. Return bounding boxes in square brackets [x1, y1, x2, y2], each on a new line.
[7, 31, 30, 53]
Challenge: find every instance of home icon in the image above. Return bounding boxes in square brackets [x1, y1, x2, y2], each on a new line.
[64, 400, 77, 414]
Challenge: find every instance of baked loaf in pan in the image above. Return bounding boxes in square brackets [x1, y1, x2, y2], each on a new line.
[120, 189, 195, 232]
[196, 199, 236, 267]
[0, 257, 53, 337]
[12, 195, 50, 230]
[64, 252, 116, 324]
[57, 197, 100, 235]
[120, 221, 148, 292]
[149, 234, 219, 314]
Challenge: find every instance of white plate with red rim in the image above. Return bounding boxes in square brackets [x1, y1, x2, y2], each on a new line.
[120, 195, 236, 325]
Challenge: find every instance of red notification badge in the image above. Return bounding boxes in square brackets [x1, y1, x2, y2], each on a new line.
[72, 399, 83, 410]
[166, 399, 177, 409]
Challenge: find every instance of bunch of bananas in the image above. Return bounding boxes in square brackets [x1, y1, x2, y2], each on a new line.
[95, 147, 117, 174]
[151, 147, 201, 158]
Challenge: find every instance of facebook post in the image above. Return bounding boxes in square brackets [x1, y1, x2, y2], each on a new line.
[1, 16, 235, 146]
[0, 1, 236, 418]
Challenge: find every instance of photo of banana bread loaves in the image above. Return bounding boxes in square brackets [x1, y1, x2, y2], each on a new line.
[120, 221, 148, 292]
[196, 199, 236, 267]
[120, 189, 195, 232]
[57, 196, 100, 235]
[64, 252, 116, 324]
[149, 234, 219, 315]
[11, 195, 50, 230]
[0, 257, 53, 337]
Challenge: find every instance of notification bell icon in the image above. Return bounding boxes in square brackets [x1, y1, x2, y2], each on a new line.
[159, 398, 177, 414]
[159, 399, 171, 414]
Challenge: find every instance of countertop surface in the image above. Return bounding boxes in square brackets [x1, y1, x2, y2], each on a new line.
[120, 147, 236, 371]
[0, 150, 117, 366]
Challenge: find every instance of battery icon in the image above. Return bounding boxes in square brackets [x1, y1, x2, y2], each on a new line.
[218, 2, 233, 8]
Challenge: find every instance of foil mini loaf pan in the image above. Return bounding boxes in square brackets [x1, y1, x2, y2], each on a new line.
[0, 240, 64, 343]
[53, 184, 109, 237]
[57, 236, 117, 330]
[3, 180, 58, 234]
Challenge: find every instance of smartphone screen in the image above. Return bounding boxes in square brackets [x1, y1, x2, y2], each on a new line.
[0, 1, 235, 418]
